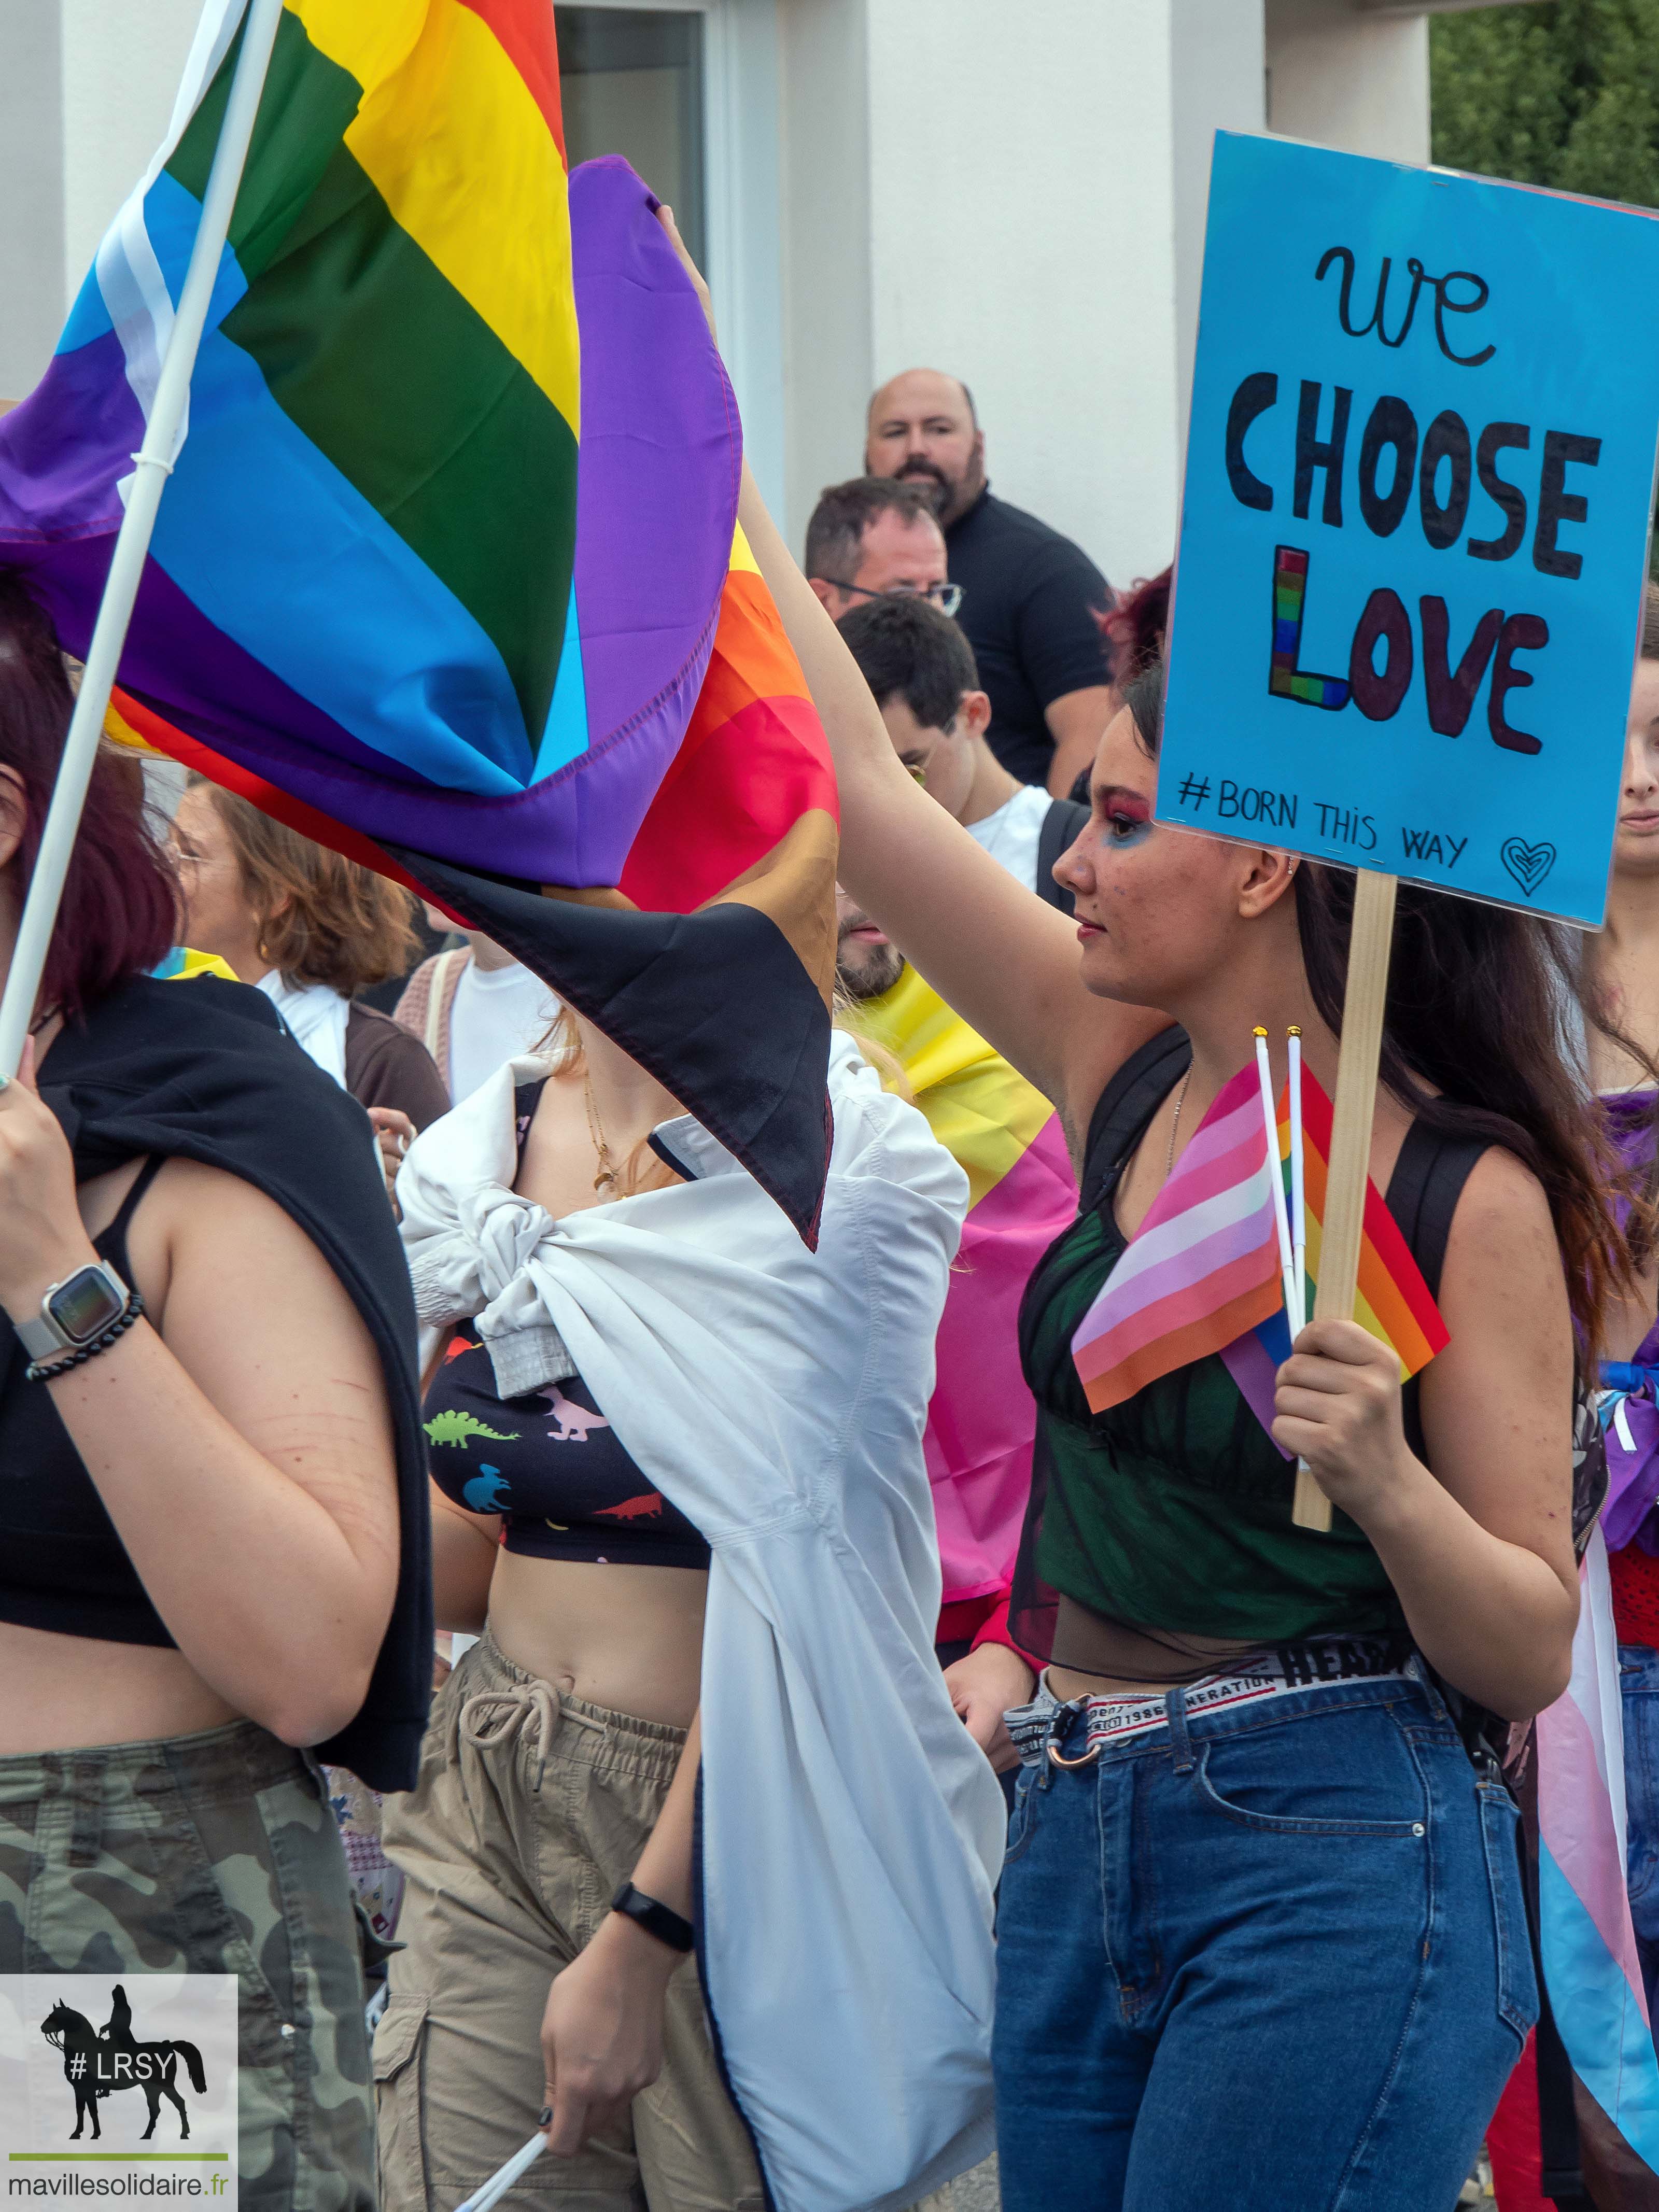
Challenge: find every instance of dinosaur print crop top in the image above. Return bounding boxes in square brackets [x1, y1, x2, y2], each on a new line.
[423, 1080, 711, 1571]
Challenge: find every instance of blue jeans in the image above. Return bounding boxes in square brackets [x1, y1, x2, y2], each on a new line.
[993, 1671, 1535, 2211]
[1622, 1643, 1659, 2025]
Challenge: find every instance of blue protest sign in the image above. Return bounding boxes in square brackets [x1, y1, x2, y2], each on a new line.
[1159, 132, 1659, 925]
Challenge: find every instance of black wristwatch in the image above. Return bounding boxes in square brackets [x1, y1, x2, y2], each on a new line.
[610, 1881, 695, 1954]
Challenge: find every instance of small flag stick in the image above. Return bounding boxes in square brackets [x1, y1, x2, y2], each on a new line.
[1293, 870, 1399, 1531]
[1253, 1027, 1300, 1332]
[1287, 1025, 1307, 1328]
[455, 2132, 547, 2212]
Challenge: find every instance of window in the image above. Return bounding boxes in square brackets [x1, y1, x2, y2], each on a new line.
[556, 9, 707, 271]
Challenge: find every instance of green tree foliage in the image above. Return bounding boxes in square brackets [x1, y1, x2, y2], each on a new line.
[1431, 2, 1659, 208]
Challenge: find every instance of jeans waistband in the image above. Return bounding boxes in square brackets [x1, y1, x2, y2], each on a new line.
[1007, 1636, 1417, 1770]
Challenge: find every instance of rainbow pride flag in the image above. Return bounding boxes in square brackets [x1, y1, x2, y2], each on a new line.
[851, 966, 1076, 1605]
[1070, 1062, 1283, 1415]
[0, 0, 836, 1236]
[1534, 1529, 1659, 2176]
[1219, 1060, 1450, 1446]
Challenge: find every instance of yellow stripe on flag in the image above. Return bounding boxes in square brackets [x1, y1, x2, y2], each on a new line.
[290, 0, 580, 434]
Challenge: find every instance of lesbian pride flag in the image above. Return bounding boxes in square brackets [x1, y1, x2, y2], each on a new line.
[1071, 1062, 1283, 1414]
[1071, 1053, 1447, 1441]
[852, 965, 1076, 1607]
[0, 0, 836, 1238]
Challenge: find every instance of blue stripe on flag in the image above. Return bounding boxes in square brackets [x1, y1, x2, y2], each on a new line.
[1540, 1842, 1659, 2172]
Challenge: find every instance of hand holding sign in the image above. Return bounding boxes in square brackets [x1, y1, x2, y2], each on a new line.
[1162, 136, 1659, 1526]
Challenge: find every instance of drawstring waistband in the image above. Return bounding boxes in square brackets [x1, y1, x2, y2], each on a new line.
[458, 1681, 607, 1793]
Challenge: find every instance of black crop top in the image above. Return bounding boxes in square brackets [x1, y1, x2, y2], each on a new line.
[0, 1156, 174, 1645]
[423, 1081, 710, 1571]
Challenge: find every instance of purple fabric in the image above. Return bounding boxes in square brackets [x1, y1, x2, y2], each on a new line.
[0, 162, 737, 887]
[1601, 1088, 1659, 1552]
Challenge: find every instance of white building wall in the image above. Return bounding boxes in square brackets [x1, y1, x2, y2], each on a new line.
[0, 2, 66, 402]
[780, 0, 1268, 588]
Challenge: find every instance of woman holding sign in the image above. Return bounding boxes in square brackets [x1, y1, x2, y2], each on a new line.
[654, 201, 1615, 2212]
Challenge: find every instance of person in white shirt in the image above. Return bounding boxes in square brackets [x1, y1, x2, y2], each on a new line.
[393, 910, 559, 1103]
[835, 595, 1085, 911]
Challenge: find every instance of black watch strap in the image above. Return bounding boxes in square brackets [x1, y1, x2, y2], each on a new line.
[610, 1880, 694, 1954]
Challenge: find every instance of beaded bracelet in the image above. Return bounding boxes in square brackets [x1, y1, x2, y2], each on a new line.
[26, 1291, 146, 1384]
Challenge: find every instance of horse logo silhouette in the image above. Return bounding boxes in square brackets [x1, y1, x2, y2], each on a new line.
[40, 1985, 206, 2141]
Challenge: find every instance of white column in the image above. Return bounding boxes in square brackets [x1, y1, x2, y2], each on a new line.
[0, 0, 203, 404]
[1264, 0, 1430, 165]
[0, 2, 66, 402]
[776, 0, 1264, 587]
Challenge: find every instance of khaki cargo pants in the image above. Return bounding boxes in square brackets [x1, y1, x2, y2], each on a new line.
[0, 1718, 376, 2212]
[376, 1633, 764, 2212]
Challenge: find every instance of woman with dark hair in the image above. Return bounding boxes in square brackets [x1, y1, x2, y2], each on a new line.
[0, 576, 431, 2211]
[649, 213, 1619, 2201]
[172, 778, 447, 1133]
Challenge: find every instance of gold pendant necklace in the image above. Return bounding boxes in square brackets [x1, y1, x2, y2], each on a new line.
[583, 1068, 620, 1196]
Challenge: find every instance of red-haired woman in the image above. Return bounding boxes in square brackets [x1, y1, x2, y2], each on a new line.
[657, 190, 1621, 2204]
[0, 576, 430, 2212]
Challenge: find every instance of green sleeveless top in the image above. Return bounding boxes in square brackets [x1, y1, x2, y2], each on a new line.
[1015, 1030, 1485, 1649]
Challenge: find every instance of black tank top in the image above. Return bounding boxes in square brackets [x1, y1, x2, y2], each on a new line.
[423, 1081, 710, 1571]
[0, 1156, 173, 1645]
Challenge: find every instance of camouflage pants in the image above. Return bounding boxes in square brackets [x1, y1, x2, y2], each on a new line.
[0, 1717, 376, 2212]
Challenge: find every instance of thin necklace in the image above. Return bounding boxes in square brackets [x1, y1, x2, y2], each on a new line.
[582, 1068, 620, 1197]
[1165, 1066, 1193, 1178]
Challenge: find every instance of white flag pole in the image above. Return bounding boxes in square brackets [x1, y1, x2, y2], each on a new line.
[0, 0, 285, 1077]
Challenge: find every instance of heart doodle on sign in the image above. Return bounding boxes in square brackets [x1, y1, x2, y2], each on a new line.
[1499, 837, 1556, 899]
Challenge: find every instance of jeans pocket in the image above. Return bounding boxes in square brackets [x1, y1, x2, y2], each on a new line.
[1191, 1727, 1428, 1837]
[372, 1994, 432, 2212]
[1477, 1783, 1538, 2048]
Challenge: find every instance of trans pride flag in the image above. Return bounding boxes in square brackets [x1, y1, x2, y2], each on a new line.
[850, 965, 1076, 1610]
[1534, 1529, 1659, 2180]
[0, 0, 836, 1236]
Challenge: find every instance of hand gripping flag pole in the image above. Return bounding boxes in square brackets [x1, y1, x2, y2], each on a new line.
[0, 0, 285, 1078]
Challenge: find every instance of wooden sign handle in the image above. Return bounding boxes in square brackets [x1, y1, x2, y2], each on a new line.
[1292, 869, 1399, 1532]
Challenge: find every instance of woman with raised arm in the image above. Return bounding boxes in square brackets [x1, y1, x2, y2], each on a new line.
[0, 578, 431, 2210]
[650, 214, 1617, 2212]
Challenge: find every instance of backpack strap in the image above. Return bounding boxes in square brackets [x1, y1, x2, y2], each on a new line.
[425, 946, 468, 1061]
[1382, 1120, 1491, 1301]
[1035, 797, 1089, 917]
[1078, 1027, 1193, 1217]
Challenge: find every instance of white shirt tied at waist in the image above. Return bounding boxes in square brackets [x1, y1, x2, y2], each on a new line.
[397, 1034, 1003, 2212]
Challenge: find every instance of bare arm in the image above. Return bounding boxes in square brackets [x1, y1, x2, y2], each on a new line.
[1274, 1147, 1579, 1719]
[540, 1713, 701, 2157]
[0, 1069, 400, 1746]
[1044, 684, 1115, 799]
[430, 1481, 498, 1633]
[737, 461, 1160, 1133]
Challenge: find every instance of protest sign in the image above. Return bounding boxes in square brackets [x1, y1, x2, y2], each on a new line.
[1159, 131, 1659, 928]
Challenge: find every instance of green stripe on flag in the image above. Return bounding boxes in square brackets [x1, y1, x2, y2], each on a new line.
[167, 10, 578, 753]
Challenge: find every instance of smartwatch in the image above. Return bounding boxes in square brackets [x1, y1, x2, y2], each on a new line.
[13, 1262, 131, 1363]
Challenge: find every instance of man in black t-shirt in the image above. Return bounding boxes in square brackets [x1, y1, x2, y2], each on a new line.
[865, 369, 1114, 795]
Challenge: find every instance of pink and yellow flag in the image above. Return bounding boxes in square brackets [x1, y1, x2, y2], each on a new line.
[851, 966, 1075, 1605]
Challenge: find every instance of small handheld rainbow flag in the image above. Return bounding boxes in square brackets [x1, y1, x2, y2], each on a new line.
[1071, 1051, 1448, 1453]
[1220, 1056, 1449, 1451]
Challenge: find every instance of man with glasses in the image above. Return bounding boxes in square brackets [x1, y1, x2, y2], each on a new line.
[835, 595, 1086, 913]
[864, 368, 1114, 800]
[804, 477, 959, 623]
